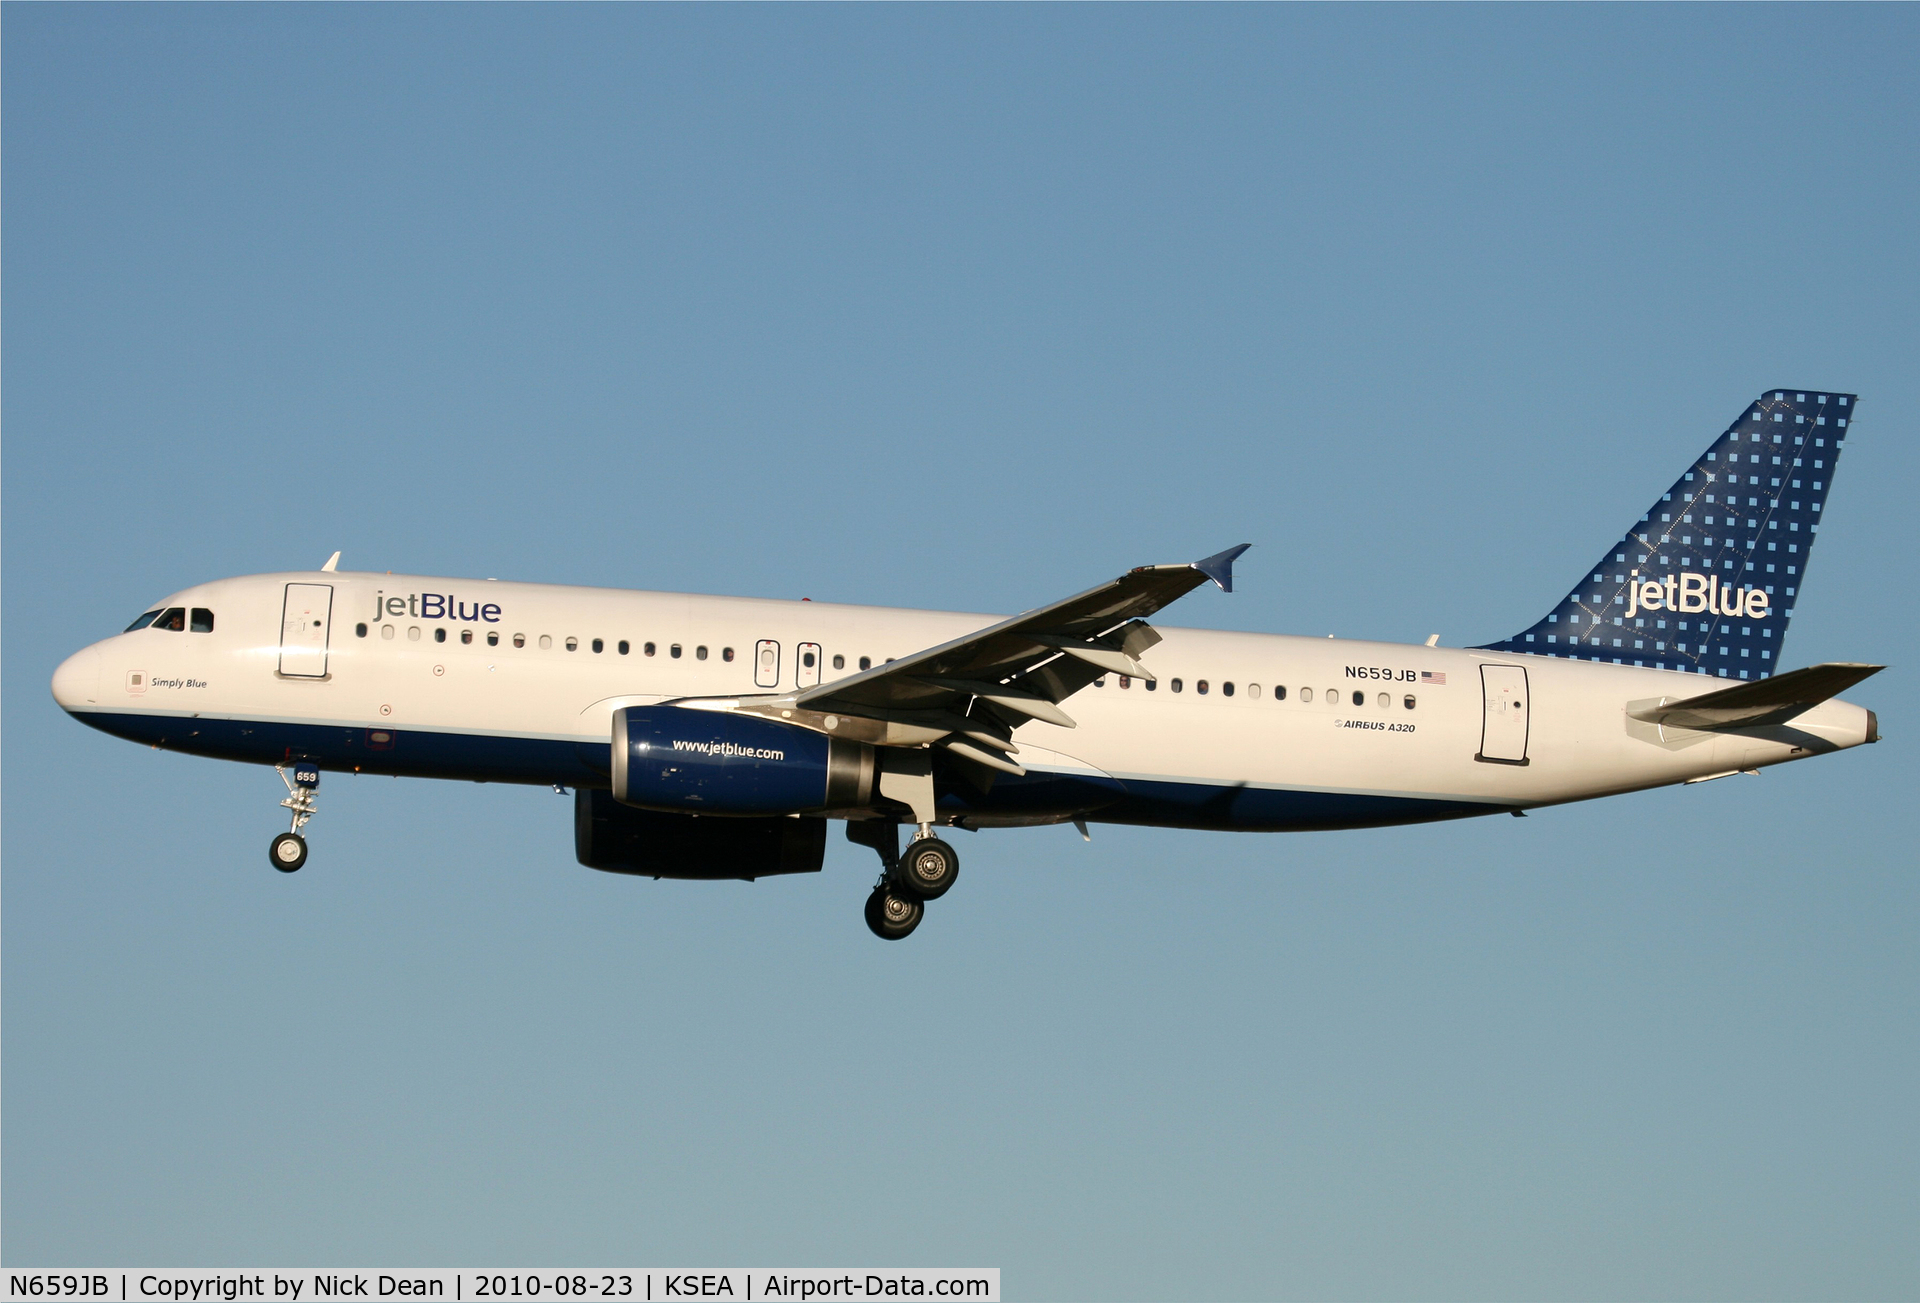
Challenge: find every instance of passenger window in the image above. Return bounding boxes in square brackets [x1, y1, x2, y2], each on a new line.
[434, 628, 447, 643]
[382, 625, 396, 640]
[1197, 680, 1210, 695]
[190, 608, 214, 633]
[565, 637, 578, 652]
[1095, 677, 1107, 688]
[514, 634, 527, 648]
[833, 654, 846, 670]
[1145, 679, 1157, 691]
[356, 623, 369, 638]
[1377, 692, 1389, 708]
[723, 647, 736, 662]
[671, 644, 682, 659]
[859, 656, 871, 671]
[1248, 684, 1260, 699]
[462, 630, 473, 645]
[1301, 687, 1313, 702]
[1273, 685, 1286, 701]
[1325, 688, 1337, 704]
[1171, 678, 1184, 693]
[125, 610, 162, 632]
[1118, 675, 1130, 689]
[592, 638, 604, 653]
[696, 645, 708, 660]
[1403, 694, 1416, 710]
[155, 608, 186, 632]
[538, 635, 552, 650]
[409, 627, 422, 641]
[1222, 682, 1235, 697]
[487, 632, 499, 647]
[803, 649, 816, 669]
[1351, 690, 1364, 707]
[645, 642, 656, 656]
[617, 640, 629, 655]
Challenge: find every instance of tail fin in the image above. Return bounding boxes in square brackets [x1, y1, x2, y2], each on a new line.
[1474, 389, 1859, 679]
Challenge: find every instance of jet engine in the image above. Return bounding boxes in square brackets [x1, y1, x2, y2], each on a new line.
[610, 705, 874, 815]
[574, 788, 826, 880]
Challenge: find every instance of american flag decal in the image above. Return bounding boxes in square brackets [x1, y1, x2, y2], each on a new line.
[1421, 671, 1447, 685]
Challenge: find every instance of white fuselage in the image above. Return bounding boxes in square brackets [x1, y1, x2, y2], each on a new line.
[51, 570, 1877, 831]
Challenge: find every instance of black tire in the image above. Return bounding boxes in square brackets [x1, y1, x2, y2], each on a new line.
[894, 836, 959, 901]
[270, 832, 308, 873]
[864, 886, 924, 940]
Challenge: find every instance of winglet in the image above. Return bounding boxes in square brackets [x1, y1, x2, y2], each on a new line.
[1193, 543, 1251, 592]
[321, 551, 341, 573]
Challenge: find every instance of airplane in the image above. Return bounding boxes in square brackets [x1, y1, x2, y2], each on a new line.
[51, 388, 1883, 939]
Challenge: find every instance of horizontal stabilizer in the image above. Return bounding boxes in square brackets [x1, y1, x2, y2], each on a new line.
[1629, 662, 1883, 731]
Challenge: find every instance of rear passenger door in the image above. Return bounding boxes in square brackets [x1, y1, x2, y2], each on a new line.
[1476, 664, 1529, 764]
[279, 584, 334, 678]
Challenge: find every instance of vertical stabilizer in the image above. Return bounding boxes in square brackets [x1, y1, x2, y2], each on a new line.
[1474, 390, 1857, 679]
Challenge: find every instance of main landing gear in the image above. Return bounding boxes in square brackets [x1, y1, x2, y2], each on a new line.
[270, 764, 320, 873]
[898, 835, 960, 900]
[864, 886, 923, 941]
[851, 820, 960, 941]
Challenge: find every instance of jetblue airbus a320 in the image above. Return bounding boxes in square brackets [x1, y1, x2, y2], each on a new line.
[52, 389, 1883, 938]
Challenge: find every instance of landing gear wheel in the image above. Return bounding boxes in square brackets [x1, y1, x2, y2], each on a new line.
[270, 832, 308, 873]
[864, 886, 924, 940]
[895, 836, 959, 901]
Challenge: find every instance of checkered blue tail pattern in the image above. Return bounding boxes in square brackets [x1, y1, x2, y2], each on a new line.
[1473, 389, 1857, 680]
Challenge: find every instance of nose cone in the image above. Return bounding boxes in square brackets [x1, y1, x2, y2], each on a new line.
[51, 645, 102, 712]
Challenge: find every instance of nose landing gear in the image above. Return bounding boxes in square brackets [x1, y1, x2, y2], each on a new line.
[270, 765, 320, 873]
[849, 819, 961, 940]
[270, 831, 308, 872]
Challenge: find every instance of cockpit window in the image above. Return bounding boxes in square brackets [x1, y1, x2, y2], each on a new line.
[153, 608, 187, 632]
[190, 608, 215, 633]
[125, 610, 162, 632]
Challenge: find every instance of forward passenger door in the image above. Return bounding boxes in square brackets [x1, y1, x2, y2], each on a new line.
[279, 584, 334, 678]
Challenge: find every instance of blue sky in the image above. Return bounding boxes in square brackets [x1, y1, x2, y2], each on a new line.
[5, 6, 1917, 1297]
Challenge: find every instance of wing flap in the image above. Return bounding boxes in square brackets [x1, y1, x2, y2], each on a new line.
[918, 679, 1078, 728]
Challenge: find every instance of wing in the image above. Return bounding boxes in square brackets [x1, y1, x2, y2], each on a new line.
[678, 544, 1250, 776]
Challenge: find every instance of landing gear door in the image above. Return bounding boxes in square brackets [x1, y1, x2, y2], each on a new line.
[797, 642, 822, 688]
[754, 639, 781, 689]
[1476, 663, 1529, 765]
[279, 583, 334, 678]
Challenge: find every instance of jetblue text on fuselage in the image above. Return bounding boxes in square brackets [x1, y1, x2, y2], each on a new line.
[372, 592, 501, 622]
[1624, 573, 1770, 620]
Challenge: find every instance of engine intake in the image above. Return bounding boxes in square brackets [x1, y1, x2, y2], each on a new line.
[611, 705, 874, 815]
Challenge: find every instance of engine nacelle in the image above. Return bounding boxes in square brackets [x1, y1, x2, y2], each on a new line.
[575, 788, 825, 880]
[611, 705, 875, 815]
